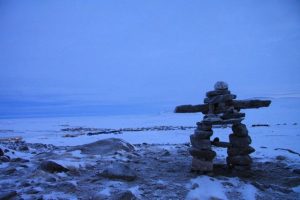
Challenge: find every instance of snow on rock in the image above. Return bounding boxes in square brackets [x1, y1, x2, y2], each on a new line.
[186, 176, 258, 200]
[70, 138, 135, 155]
[42, 192, 78, 200]
[98, 162, 137, 182]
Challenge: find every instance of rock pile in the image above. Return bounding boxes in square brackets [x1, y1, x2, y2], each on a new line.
[189, 81, 268, 173]
[0, 147, 10, 162]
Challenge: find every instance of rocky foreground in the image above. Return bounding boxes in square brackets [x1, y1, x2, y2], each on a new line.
[0, 138, 300, 200]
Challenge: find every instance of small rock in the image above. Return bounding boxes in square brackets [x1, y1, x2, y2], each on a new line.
[0, 191, 17, 200]
[20, 181, 31, 187]
[191, 183, 199, 189]
[232, 123, 248, 137]
[227, 146, 255, 156]
[194, 129, 213, 139]
[190, 136, 211, 150]
[45, 177, 56, 183]
[4, 168, 16, 175]
[189, 148, 216, 161]
[191, 158, 213, 172]
[284, 177, 300, 187]
[161, 150, 170, 156]
[40, 160, 69, 173]
[4, 149, 9, 153]
[276, 155, 286, 161]
[0, 156, 10, 162]
[56, 182, 77, 192]
[227, 155, 252, 166]
[99, 162, 137, 181]
[18, 145, 29, 151]
[10, 157, 29, 163]
[0, 148, 4, 156]
[214, 81, 228, 90]
[293, 169, 300, 174]
[229, 134, 251, 148]
[112, 191, 137, 200]
[26, 188, 40, 194]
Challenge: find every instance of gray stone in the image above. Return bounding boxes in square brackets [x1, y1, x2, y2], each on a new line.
[71, 138, 135, 155]
[18, 145, 29, 151]
[56, 182, 77, 193]
[221, 112, 245, 120]
[99, 162, 137, 181]
[196, 122, 212, 131]
[206, 90, 230, 98]
[293, 169, 300, 175]
[40, 160, 69, 173]
[203, 118, 244, 125]
[214, 81, 228, 90]
[227, 155, 252, 166]
[190, 136, 211, 150]
[229, 134, 251, 148]
[112, 191, 137, 200]
[10, 157, 29, 163]
[189, 148, 216, 161]
[227, 146, 255, 156]
[204, 94, 236, 104]
[194, 129, 213, 139]
[0, 156, 10, 162]
[276, 155, 286, 161]
[0, 191, 17, 200]
[4, 168, 16, 175]
[191, 158, 213, 172]
[232, 123, 248, 137]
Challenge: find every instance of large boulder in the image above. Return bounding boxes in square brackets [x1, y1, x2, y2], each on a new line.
[71, 138, 135, 155]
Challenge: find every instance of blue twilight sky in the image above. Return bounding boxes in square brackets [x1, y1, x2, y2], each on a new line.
[1, 0, 300, 117]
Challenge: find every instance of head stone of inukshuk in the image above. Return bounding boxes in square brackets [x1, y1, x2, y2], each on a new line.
[189, 81, 254, 173]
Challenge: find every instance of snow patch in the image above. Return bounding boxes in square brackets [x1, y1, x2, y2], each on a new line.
[186, 176, 228, 200]
[186, 176, 258, 200]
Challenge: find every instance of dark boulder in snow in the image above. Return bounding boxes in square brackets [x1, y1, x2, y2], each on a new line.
[99, 162, 137, 181]
[0, 148, 4, 156]
[0, 156, 10, 162]
[0, 191, 17, 200]
[72, 138, 135, 155]
[18, 145, 29, 151]
[112, 191, 137, 200]
[40, 160, 69, 173]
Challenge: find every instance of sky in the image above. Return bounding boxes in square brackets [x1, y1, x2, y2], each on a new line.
[0, 0, 300, 117]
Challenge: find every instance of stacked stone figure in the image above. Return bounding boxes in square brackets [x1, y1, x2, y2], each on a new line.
[189, 81, 259, 172]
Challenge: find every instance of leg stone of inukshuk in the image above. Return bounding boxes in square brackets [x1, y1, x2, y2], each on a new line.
[227, 123, 254, 170]
[189, 122, 216, 172]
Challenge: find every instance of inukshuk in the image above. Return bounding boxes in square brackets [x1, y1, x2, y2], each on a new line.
[176, 81, 271, 173]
